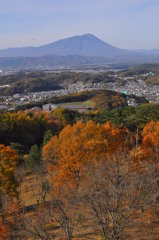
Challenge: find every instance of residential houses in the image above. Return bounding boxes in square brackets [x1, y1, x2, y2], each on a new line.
[1, 73, 159, 111]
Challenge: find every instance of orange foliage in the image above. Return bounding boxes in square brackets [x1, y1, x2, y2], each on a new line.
[103, 121, 130, 152]
[43, 121, 108, 187]
[142, 121, 159, 162]
[0, 144, 18, 196]
[43, 121, 130, 190]
[0, 221, 10, 240]
[93, 93, 126, 110]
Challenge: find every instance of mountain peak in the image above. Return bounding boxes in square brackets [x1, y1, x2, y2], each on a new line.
[81, 33, 97, 38]
[72, 33, 102, 42]
[60, 33, 99, 42]
[0, 34, 122, 58]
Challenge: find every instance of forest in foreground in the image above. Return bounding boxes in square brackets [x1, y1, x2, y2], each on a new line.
[1, 101, 159, 239]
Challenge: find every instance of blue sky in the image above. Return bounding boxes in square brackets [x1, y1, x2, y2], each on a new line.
[0, 0, 159, 50]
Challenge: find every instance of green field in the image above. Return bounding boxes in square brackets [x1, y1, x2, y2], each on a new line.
[57, 100, 95, 108]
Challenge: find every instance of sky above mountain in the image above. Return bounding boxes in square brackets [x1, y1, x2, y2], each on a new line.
[0, 0, 159, 50]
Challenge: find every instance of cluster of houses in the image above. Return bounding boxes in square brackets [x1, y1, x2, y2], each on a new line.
[1, 70, 159, 112]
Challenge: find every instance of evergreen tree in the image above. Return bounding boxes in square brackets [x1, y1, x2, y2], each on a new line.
[43, 130, 53, 147]
[25, 145, 41, 172]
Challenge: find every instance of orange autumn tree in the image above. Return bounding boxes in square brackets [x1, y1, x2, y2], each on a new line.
[43, 120, 109, 188]
[42, 121, 144, 240]
[0, 144, 18, 197]
[0, 144, 18, 232]
[142, 121, 159, 162]
[103, 121, 131, 153]
[92, 93, 127, 110]
[43, 120, 130, 189]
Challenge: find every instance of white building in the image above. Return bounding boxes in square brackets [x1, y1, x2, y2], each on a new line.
[42, 103, 57, 112]
[0, 105, 7, 110]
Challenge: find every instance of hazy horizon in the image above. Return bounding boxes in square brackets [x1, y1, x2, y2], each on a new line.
[1, 0, 159, 51]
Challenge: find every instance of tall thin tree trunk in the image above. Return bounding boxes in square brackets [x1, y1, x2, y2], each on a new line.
[101, 227, 107, 240]
[65, 224, 72, 240]
[0, 190, 4, 223]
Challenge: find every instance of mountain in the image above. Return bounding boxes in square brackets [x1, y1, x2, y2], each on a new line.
[0, 34, 132, 58]
[0, 34, 159, 68]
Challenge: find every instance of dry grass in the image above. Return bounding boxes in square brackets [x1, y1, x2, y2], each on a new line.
[3, 168, 159, 240]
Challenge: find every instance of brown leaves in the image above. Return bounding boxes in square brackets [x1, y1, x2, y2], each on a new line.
[42, 120, 131, 192]
[92, 93, 127, 111]
[0, 221, 10, 240]
[0, 144, 18, 196]
[142, 121, 159, 162]
[43, 121, 108, 188]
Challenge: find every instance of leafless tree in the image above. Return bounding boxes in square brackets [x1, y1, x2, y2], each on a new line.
[15, 173, 78, 240]
[48, 186, 79, 240]
[16, 209, 55, 240]
[80, 151, 150, 240]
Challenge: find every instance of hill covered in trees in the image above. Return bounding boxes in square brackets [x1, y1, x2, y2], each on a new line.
[1, 95, 159, 239]
[0, 67, 158, 97]
[119, 63, 159, 85]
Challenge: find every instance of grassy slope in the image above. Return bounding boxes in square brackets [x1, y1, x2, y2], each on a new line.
[58, 100, 95, 108]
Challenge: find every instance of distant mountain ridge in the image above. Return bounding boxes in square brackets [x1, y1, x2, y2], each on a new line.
[0, 34, 126, 57]
[0, 34, 159, 68]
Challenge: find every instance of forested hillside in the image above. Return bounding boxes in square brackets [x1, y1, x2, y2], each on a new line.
[1, 100, 159, 239]
[0, 71, 118, 96]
